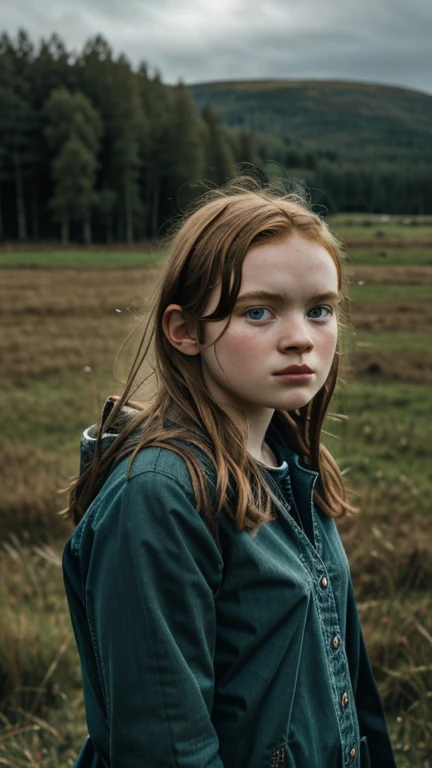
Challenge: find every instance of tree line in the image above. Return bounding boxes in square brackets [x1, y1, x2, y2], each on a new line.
[1, 31, 430, 245]
[0, 31, 261, 244]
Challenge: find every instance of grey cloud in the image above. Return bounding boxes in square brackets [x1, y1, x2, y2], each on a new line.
[2, 0, 432, 93]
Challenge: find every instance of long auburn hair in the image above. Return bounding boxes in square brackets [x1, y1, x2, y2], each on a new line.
[66, 179, 357, 534]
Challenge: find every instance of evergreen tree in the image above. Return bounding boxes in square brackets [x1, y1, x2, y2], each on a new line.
[139, 69, 176, 236]
[77, 41, 145, 242]
[98, 187, 117, 243]
[49, 137, 98, 243]
[231, 128, 260, 167]
[44, 88, 102, 242]
[163, 82, 205, 217]
[109, 56, 145, 243]
[0, 32, 38, 240]
[201, 104, 234, 186]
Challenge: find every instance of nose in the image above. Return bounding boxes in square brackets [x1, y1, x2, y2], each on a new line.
[278, 315, 314, 353]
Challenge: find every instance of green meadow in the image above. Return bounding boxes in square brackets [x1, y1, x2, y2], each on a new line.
[0, 249, 165, 270]
[354, 331, 431, 351]
[346, 249, 432, 266]
[348, 284, 432, 301]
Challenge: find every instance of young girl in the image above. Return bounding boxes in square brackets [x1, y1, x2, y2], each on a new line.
[63, 181, 396, 768]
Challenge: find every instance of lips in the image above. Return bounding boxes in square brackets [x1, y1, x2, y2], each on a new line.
[275, 364, 314, 375]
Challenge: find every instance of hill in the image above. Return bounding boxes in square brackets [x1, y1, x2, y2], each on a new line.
[189, 80, 432, 167]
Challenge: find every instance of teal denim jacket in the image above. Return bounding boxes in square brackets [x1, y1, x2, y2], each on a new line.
[63, 415, 396, 767]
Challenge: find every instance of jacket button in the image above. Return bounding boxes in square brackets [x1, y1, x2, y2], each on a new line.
[341, 692, 349, 708]
[320, 575, 328, 589]
[350, 747, 356, 758]
[332, 636, 339, 650]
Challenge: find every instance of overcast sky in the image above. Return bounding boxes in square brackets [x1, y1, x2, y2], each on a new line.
[3, 0, 432, 94]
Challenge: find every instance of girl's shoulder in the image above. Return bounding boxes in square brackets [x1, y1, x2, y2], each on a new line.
[81, 403, 212, 499]
[85, 440, 200, 511]
[121, 443, 200, 498]
[70, 439, 220, 556]
[66, 441, 223, 595]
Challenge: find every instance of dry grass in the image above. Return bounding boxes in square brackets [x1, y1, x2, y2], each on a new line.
[350, 301, 432, 332]
[347, 348, 432, 384]
[0, 540, 87, 766]
[0, 269, 157, 381]
[347, 265, 432, 285]
[0, 444, 73, 539]
[1, 257, 432, 766]
[0, 267, 159, 315]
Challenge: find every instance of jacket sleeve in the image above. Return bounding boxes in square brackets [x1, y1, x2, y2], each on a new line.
[86, 467, 225, 767]
[346, 580, 397, 768]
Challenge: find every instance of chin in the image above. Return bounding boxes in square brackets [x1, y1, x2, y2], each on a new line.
[281, 393, 316, 411]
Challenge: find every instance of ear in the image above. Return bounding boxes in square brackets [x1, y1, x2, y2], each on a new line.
[162, 304, 200, 356]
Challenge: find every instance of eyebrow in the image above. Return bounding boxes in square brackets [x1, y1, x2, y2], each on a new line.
[235, 290, 340, 305]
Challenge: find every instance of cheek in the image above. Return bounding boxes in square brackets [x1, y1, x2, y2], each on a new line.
[320, 324, 338, 357]
[215, 328, 260, 367]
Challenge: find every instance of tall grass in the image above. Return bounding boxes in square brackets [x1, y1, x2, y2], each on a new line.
[0, 539, 87, 765]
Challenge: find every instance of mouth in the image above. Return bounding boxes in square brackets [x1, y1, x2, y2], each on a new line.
[275, 365, 314, 375]
[273, 364, 315, 382]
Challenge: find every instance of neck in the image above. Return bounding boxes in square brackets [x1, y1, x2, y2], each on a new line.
[245, 409, 277, 467]
[211, 400, 278, 467]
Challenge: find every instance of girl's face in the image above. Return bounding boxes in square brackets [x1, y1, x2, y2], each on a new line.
[198, 231, 339, 421]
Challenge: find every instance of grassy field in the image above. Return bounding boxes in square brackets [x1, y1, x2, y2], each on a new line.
[1, 216, 431, 766]
[346, 249, 432, 266]
[0, 248, 165, 269]
[348, 284, 432, 302]
[329, 213, 432, 245]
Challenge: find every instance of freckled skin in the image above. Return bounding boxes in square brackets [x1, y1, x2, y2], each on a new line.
[198, 232, 339, 423]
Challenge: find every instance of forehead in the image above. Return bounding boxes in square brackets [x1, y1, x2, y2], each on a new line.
[240, 232, 339, 294]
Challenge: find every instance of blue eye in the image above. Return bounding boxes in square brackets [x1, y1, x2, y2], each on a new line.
[307, 305, 332, 320]
[245, 307, 272, 321]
